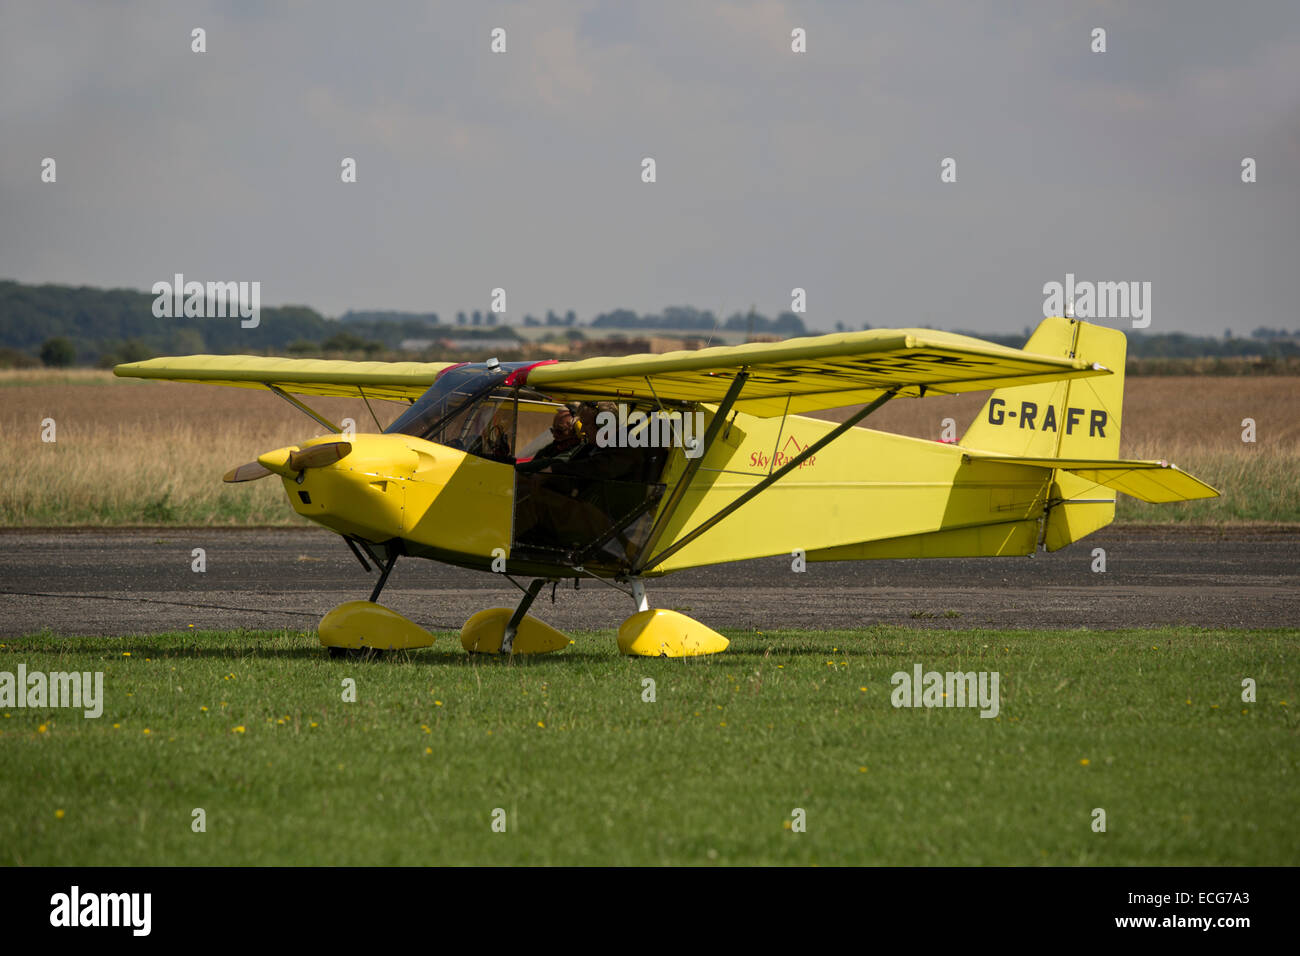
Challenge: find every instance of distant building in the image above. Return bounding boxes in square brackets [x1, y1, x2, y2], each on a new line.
[399, 338, 436, 351]
[441, 338, 521, 352]
[574, 335, 707, 356]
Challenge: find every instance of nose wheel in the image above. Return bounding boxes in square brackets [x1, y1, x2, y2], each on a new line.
[318, 541, 436, 655]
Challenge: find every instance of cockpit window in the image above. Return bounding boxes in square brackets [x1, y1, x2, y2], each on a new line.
[386, 363, 562, 463]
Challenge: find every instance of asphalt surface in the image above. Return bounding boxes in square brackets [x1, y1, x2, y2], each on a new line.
[0, 527, 1295, 637]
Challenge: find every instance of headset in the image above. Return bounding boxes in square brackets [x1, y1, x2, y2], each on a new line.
[563, 402, 585, 438]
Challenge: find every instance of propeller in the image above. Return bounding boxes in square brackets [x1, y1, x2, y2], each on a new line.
[289, 441, 352, 471]
[223, 461, 273, 483]
[223, 441, 353, 483]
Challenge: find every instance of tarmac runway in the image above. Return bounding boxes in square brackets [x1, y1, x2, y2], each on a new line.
[1, 527, 1295, 637]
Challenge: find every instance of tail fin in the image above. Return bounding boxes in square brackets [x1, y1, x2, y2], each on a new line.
[961, 317, 1127, 550]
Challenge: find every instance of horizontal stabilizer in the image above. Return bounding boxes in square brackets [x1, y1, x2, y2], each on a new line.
[962, 453, 1219, 503]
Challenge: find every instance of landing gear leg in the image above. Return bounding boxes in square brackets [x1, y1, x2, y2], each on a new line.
[501, 579, 545, 655]
[369, 548, 399, 603]
[630, 578, 649, 612]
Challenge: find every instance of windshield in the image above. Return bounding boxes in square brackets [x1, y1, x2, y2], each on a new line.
[386, 363, 562, 463]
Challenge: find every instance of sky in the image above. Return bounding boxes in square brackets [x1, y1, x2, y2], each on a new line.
[2, 1, 1297, 335]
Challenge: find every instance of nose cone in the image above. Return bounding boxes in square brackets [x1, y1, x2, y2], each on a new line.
[257, 445, 297, 477]
[255, 439, 354, 477]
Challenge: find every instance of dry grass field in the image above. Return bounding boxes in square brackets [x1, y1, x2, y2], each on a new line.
[1, 370, 1295, 525]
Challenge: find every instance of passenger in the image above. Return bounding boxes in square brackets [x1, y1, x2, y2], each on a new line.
[513, 401, 662, 555]
[572, 401, 650, 483]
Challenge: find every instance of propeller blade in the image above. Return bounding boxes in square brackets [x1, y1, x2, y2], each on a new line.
[223, 461, 273, 483]
[288, 441, 353, 472]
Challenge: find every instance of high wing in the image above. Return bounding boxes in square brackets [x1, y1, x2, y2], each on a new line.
[525, 328, 1110, 416]
[113, 327, 1107, 416]
[113, 354, 455, 402]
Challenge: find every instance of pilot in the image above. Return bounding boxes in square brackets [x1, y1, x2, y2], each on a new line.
[516, 403, 591, 474]
[513, 404, 593, 546]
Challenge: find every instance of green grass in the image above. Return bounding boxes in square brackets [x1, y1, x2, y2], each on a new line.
[2, 627, 1297, 865]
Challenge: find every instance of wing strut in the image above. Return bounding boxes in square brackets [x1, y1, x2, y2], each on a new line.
[266, 384, 343, 433]
[637, 386, 900, 574]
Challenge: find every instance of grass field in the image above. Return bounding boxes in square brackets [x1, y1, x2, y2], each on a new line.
[2, 371, 1297, 525]
[3, 626, 1297, 865]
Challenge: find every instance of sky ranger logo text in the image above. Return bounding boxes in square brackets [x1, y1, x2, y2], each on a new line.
[749, 434, 818, 471]
[151, 273, 260, 328]
[891, 663, 1000, 718]
[0, 665, 103, 718]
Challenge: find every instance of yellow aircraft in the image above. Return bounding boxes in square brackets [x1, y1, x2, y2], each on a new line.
[115, 316, 1217, 658]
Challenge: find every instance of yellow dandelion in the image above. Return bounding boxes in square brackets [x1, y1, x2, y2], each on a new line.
[536, 721, 545, 728]
[142, 728, 151, 735]
[859, 686, 868, 692]
[424, 747, 432, 754]
[434, 701, 443, 707]
[112, 723, 120, 729]
[1079, 758, 1090, 766]
[310, 722, 318, 728]
[200, 706, 208, 712]
[55, 809, 65, 819]
[232, 725, 246, 734]
[37, 724, 48, 734]
[858, 766, 868, 773]
[122, 652, 131, 657]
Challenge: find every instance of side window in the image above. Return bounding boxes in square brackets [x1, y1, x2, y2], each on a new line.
[515, 399, 563, 461]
